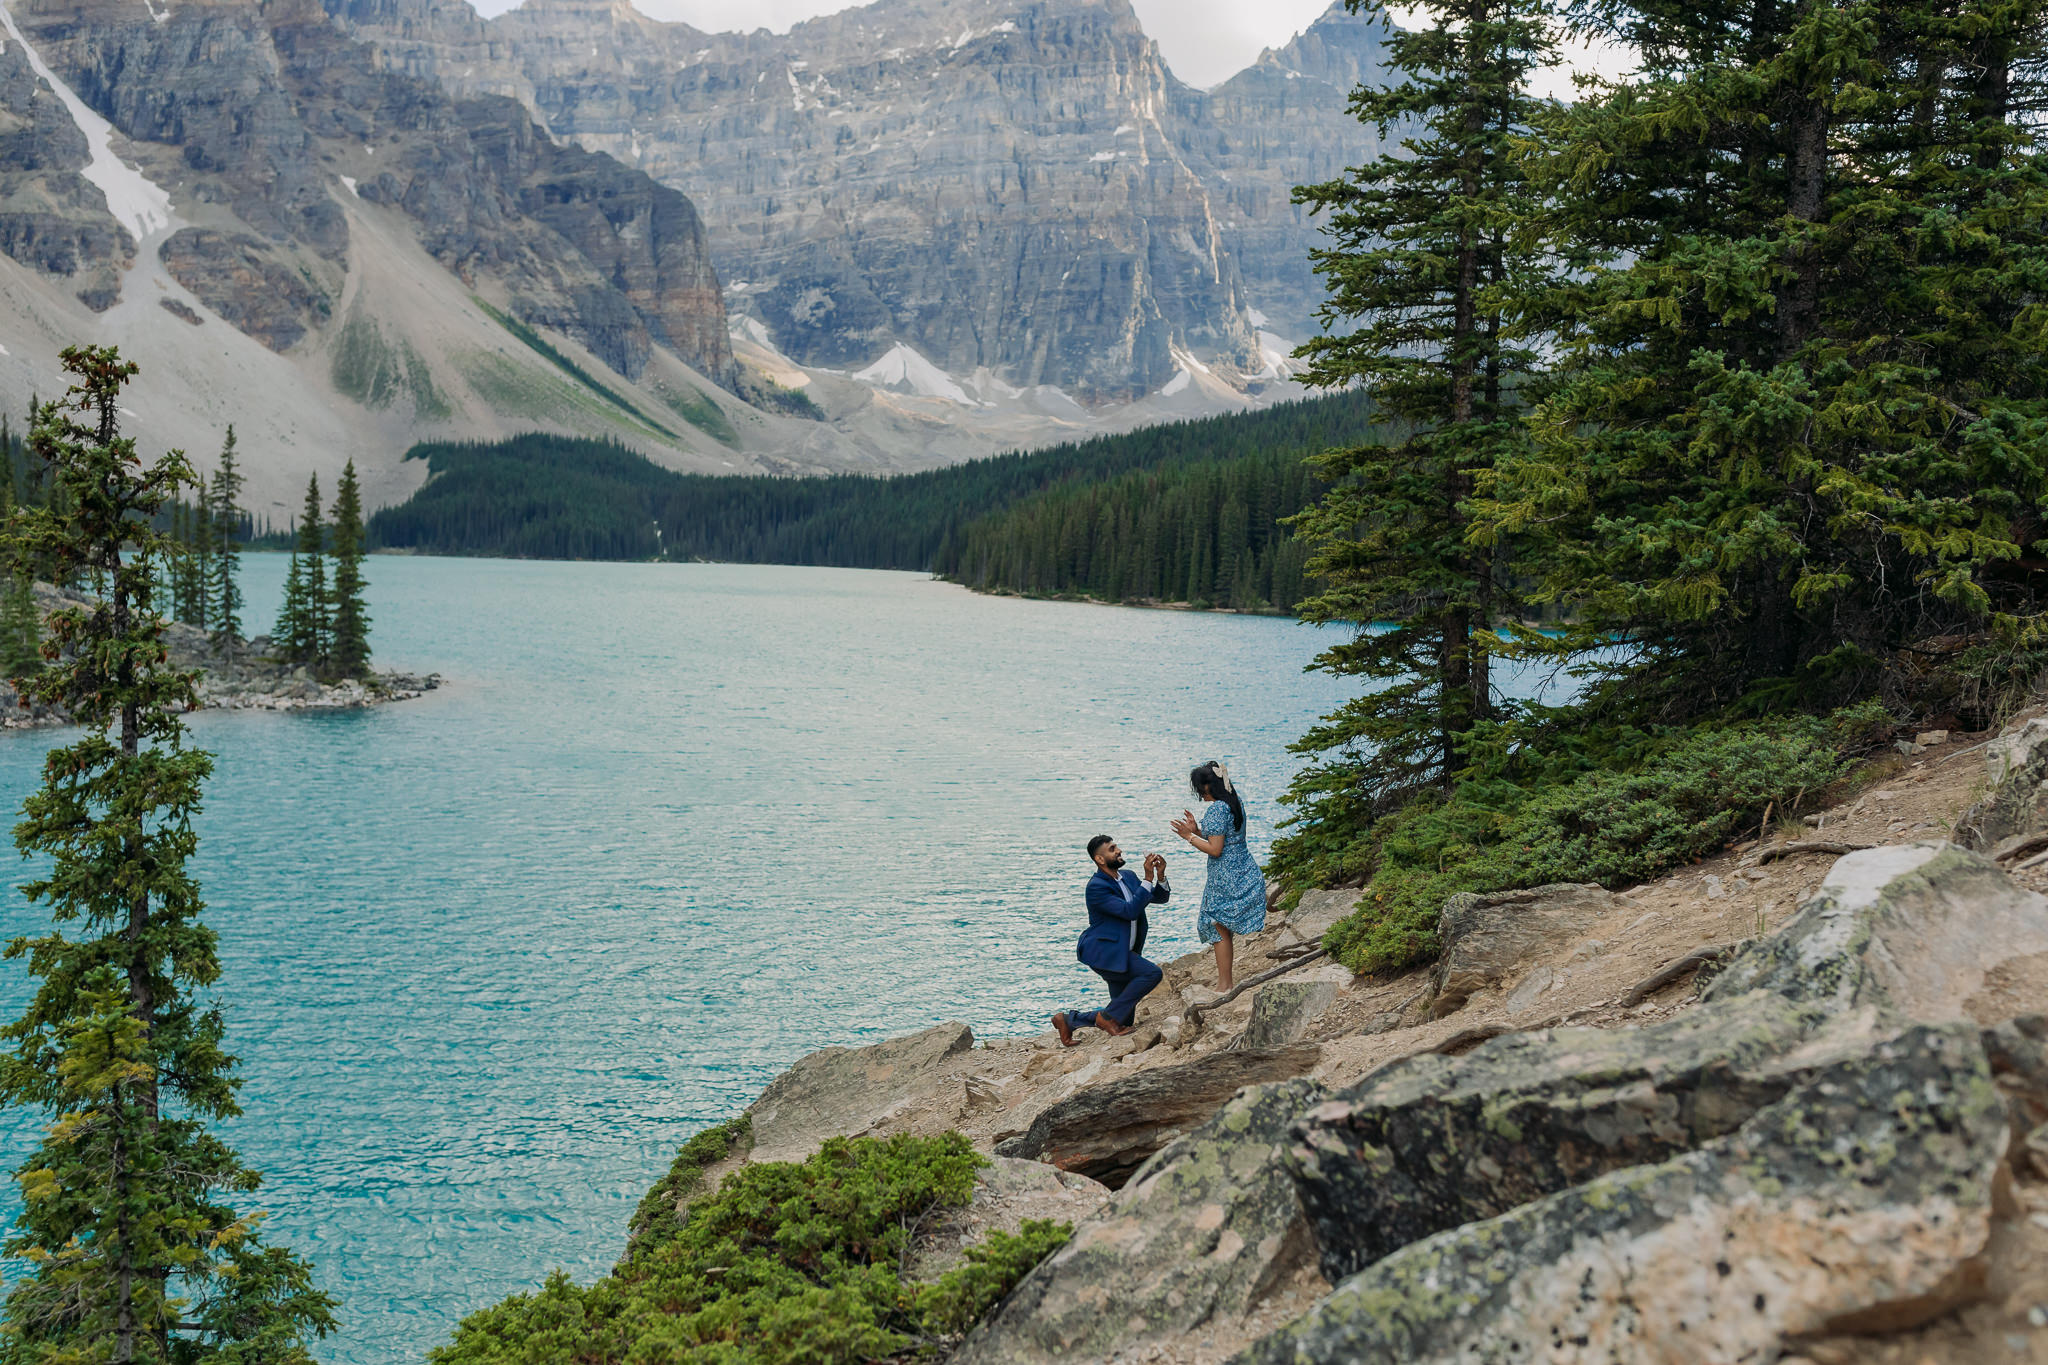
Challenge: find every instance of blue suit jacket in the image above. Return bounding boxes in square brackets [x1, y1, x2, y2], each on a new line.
[1077, 868, 1169, 975]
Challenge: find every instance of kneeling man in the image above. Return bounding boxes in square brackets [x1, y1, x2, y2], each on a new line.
[1052, 835, 1167, 1046]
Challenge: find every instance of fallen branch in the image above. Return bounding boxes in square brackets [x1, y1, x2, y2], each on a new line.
[1744, 839, 1873, 867]
[1620, 942, 1744, 1007]
[1181, 948, 1331, 1040]
[1993, 830, 2048, 865]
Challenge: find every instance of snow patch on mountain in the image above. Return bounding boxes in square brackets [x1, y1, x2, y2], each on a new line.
[1254, 330, 1304, 380]
[0, 1, 176, 241]
[853, 343, 975, 405]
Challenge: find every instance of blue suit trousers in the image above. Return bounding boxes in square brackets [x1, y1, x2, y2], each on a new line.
[1071, 955, 1163, 1030]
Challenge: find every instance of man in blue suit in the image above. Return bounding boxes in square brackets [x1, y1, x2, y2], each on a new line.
[1052, 834, 1169, 1046]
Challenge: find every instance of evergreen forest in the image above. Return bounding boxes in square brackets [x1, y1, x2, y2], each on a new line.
[366, 393, 1383, 612]
[1258, 0, 2048, 979]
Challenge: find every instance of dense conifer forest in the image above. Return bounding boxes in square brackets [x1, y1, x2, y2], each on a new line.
[366, 392, 1381, 612]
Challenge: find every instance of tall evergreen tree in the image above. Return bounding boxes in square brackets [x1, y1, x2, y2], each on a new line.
[277, 476, 327, 669]
[169, 502, 202, 628]
[206, 428, 244, 656]
[0, 344, 335, 1362]
[1490, 0, 2048, 720]
[0, 480, 38, 682]
[275, 551, 308, 661]
[327, 460, 371, 678]
[1281, 0, 1559, 842]
[190, 473, 213, 632]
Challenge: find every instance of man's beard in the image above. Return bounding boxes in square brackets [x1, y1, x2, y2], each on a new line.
[1105, 856, 1125, 872]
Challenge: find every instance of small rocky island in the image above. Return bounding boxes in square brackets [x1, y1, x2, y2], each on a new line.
[0, 583, 440, 729]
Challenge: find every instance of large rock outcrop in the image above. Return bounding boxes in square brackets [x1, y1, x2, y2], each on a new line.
[959, 1078, 1325, 1365]
[994, 1044, 1320, 1187]
[1285, 995, 1841, 1280]
[1955, 716, 2048, 853]
[1234, 841, 2048, 1362]
[748, 1021, 975, 1163]
[1429, 882, 1619, 1016]
[1240, 1023, 2009, 1364]
[1701, 840, 2048, 1024]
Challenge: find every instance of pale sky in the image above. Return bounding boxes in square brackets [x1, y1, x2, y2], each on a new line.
[465, 0, 1623, 95]
[467, 0, 1359, 89]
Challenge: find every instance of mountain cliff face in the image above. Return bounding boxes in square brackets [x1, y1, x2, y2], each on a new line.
[0, 0, 1385, 510]
[325, 0, 1389, 404]
[4, 0, 733, 385]
[0, 30, 132, 311]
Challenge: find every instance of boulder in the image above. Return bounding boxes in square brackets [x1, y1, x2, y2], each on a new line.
[1238, 1023, 2008, 1365]
[1280, 889, 1362, 945]
[1284, 992, 1842, 1280]
[995, 1044, 1321, 1188]
[1983, 1014, 2048, 1148]
[1955, 717, 2048, 851]
[747, 1021, 972, 1162]
[957, 1079, 1324, 1365]
[1701, 842, 2048, 1026]
[1241, 981, 1339, 1050]
[1430, 883, 1619, 1017]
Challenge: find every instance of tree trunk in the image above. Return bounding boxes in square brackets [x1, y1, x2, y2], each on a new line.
[1777, 92, 1827, 361]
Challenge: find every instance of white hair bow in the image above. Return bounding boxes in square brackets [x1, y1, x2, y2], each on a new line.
[1214, 761, 1233, 792]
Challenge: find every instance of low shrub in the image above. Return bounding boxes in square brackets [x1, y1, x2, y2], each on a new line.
[624, 1113, 752, 1256]
[432, 1131, 1068, 1365]
[1316, 706, 1886, 975]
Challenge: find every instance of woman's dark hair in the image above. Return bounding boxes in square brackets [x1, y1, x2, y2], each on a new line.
[1190, 763, 1245, 830]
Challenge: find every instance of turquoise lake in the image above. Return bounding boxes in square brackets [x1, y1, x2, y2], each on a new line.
[0, 554, 1361, 1364]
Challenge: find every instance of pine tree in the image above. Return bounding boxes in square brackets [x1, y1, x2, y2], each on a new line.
[206, 428, 244, 657]
[168, 502, 198, 627]
[277, 476, 327, 670]
[190, 473, 212, 632]
[326, 460, 371, 678]
[1489, 0, 2048, 720]
[0, 344, 335, 1361]
[1281, 0, 1558, 838]
[274, 549, 308, 662]
[0, 480, 37, 682]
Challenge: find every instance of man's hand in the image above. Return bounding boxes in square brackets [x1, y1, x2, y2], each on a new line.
[1143, 852, 1166, 881]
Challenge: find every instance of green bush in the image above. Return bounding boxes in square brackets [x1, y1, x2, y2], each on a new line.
[1314, 707, 1885, 975]
[624, 1113, 752, 1257]
[432, 1131, 1069, 1365]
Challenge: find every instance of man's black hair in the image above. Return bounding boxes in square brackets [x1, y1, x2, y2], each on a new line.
[1087, 834, 1114, 861]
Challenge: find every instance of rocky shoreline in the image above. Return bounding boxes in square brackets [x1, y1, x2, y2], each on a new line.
[0, 584, 441, 730]
[643, 713, 2048, 1365]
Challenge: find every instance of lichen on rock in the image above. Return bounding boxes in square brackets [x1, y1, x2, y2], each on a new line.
[1239, 1023, 2008, 1365]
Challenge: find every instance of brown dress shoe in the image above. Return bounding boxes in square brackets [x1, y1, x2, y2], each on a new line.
[1052, 1011, 1076, 1047]
[1096, 1014, 1129, 1037]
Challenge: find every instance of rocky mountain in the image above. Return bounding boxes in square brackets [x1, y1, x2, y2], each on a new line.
[0, 0, 780, 515]
[0, 0, 1386, 510]
[325, 0, 1390, 404]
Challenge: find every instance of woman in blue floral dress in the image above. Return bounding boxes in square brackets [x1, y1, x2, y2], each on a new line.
[1170, 761, 1267, 992]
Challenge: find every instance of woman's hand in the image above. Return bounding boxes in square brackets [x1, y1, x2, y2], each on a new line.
[1173, 810, 1224, 858]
